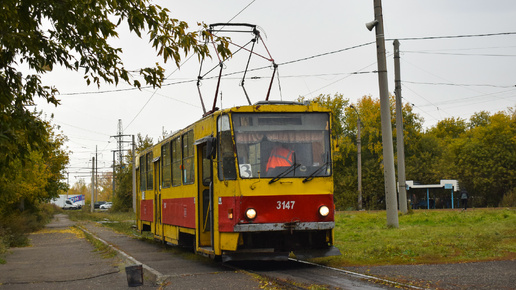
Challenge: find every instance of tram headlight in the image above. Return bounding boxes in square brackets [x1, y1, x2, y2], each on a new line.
[318, 205, 330, 217]
[245, 208, 257, 220]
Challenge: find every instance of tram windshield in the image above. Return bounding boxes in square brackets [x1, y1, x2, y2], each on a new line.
[232, 112, 331, 179]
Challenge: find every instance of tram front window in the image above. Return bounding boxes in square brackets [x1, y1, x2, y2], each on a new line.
[232, 112, 331, 179]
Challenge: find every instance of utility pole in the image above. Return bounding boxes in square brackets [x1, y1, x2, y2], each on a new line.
[394, 39, 408, 214]
[95, 146, 98, 205]
[368, 0, 399, 227]
[91, 156, 94, 212]
[350, 105, 363, 210]
[110, 119, 133, 194]
[132, 135, 136, 213]
[117, 119, 123, 164]
[112, 151, 116, 197]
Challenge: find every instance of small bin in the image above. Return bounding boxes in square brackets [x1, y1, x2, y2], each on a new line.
[125, 264, 143, 287]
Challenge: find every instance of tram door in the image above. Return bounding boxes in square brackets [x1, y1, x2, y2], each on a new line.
[153, 158, 162, 238]
[197, 142, 213, 249]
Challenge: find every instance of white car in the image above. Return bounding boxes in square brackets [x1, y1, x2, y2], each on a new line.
[100, 202, 112, 209]
[63, 199, 82, 210]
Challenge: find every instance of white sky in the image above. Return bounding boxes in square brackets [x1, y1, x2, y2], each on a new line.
[33, 0, 516, 186]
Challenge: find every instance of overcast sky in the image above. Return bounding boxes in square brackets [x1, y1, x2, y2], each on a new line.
[33, 0, 516, 186]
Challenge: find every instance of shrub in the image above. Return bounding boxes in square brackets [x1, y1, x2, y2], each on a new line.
[499, 188, 516, 207]
[0, 203, 57, 251]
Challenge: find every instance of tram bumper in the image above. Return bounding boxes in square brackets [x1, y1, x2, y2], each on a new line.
[233, 221, 335, 232]
[222, 221, 341, 262]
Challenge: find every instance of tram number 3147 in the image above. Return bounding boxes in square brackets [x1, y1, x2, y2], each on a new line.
[276, 200, 295, 210]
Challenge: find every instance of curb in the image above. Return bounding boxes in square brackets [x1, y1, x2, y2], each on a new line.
[77, 225, 168, 286]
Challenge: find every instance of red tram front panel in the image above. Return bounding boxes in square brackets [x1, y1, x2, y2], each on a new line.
[218, 194, 334, 232]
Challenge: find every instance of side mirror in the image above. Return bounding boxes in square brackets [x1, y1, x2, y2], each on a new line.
[205, 137, 217, 159]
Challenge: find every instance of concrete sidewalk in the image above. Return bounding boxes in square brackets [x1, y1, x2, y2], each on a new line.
[0, 214, 262, 289]
[0, 214, 136, 289]
[78, 221, 262, 289]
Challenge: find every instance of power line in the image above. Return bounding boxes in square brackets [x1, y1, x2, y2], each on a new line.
[56, 31, 516, 97]
[402, 51, 516, 57]
[226, 0, 255, 23]
[387, 31, 516, 41]
[123, 0, 257, 131]
[278, 42, 375, 66]
[403, 80, 515, 88]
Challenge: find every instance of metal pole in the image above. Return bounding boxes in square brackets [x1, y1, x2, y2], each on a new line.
[394, 39, 408, 214]
[350, 105, 363, 210]
[371, 0, 399, 227]
[66, 172, 69, 200]
[112, 150, 116, 197]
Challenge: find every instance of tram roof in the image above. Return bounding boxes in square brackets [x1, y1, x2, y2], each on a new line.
[135, 100, 331, 161]
[220, 100, 331, 114]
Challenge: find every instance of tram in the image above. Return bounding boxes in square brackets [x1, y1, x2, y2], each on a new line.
[135, 100, 340, 261]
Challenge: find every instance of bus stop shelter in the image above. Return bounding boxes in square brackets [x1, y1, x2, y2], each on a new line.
[406, 180, 459, 209]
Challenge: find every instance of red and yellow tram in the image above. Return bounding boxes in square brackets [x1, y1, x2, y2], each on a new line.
[136, 100, 340, 261]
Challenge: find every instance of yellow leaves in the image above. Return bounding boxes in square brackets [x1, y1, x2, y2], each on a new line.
[34, 227, 86, 240]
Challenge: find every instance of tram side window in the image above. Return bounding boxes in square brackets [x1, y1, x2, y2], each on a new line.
[146, 152, 153, 190]
[139, 155, 146, 191]
[217, 115, 236, 180]
[171, 137, 181, 186]
[182, 131, 195, 184]
[161, 142, 171, 188]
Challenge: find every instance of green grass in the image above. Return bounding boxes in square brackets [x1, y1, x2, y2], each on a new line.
[67, 210, 153, 240]
[314, 208, 516, 267]
[80, 226, 118, 259]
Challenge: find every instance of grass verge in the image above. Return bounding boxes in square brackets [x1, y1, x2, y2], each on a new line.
[67, 209, 153, 240]
[314, 208, 516, 267]
[80, 226, 118, 259]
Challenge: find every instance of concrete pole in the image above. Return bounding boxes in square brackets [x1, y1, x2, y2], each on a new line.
[132, 135, 137, 213]
[371, 0, 399, 227]
[91, 157, 95, 212]
[350, 105, 363, 210]
[95, 146, 98, 204]
[394, 39, 408, 214]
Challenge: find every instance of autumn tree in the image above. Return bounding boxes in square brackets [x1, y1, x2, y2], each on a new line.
[0, 119, 69, 213]
[330, 95, 424, 210]
[1, 0, 230, 181]
[112, 134, 154, 211]
[452, 111, 516, 206]
[97, 172, 113, 202]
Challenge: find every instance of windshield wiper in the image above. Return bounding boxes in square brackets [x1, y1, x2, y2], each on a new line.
[269, 163, 300, 184]
[302, 162, 329, 183]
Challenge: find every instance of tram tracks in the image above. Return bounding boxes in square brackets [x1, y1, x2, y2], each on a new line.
[226, 258, 427, 290]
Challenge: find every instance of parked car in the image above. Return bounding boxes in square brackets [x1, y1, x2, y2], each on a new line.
[63, 199, 82, 210]
[94, 201, 106, 209]
[50, 195, 84, 210]
[100, 202, 112, 209]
